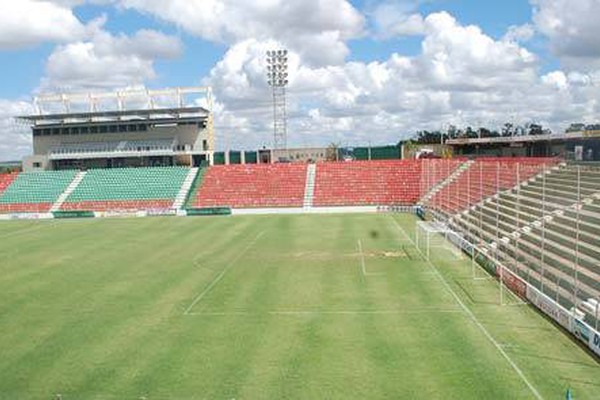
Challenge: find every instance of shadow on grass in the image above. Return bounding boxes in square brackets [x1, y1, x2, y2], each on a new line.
[510, 349, 599, 369]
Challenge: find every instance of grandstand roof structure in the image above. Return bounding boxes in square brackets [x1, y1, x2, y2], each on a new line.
[18, 86, 216, 171]
[446, 130, 600, 146]
[18, 106, 209, 126]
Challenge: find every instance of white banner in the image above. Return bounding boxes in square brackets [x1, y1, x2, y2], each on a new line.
[9, 213, 54, 220]
[526, 285, 572, 331]
[572, 318, 600, 357]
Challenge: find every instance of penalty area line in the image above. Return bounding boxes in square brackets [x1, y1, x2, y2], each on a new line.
[389, 216, 544, 400]
[187, 307, 463, 316]
[183, 230, 266, 315]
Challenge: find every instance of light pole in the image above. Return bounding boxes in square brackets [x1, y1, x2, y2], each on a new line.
[266, 49, 289, 155]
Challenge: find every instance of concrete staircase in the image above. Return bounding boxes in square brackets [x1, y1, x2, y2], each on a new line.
[173, 168, 199, 210]
[303, 163, 317, 208]
[50, 170, 87, 212]
[420, 160, 473, 204]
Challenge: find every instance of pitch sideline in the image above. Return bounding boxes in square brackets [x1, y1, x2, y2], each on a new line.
[389, 215, 544, 400]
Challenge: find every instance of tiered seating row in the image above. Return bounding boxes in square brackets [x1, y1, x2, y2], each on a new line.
[0, 173, 18, 195]
[427, 158, 556, 214]
[62, 167, 189, 211]
[194, 164, 307, 208]
[0, 170, 77, 213]
[313, 160, 421, 206]
[450, 164, 600, 320]
[419, 159, 466, 197]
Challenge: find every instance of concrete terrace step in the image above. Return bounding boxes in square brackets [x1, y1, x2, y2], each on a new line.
[173, 168, 199, 210]
[50, 171, 87, 212]
[303, 163, 317, 208]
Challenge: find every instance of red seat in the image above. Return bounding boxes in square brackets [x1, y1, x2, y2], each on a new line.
[427, 158, 557, 213]
[0, 173, 18, 196]
[313, 160, 424, 206]
[194, 164, 307, 208]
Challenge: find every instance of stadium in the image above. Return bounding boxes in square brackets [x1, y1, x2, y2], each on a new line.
[0, 82, 598, 399]
[1, 0, 600, 396]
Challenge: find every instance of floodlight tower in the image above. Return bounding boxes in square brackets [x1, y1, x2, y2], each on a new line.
[266, 49, 289, 151]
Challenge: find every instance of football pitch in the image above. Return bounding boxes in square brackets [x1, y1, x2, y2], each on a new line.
[0, 213, 598, 399]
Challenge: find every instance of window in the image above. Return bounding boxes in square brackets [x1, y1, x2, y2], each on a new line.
[81, 127, 89, 134]
[90, 126, 98, 134]
[52, 128, 60, 135]
[43, 128, 51, 136]
[99, 126, 108, 133]
[139, 124, 148, 131]
[33, 129, 41, 137]
[33, 162, 41, 168]
[202, 140, 208, 151]
[119, 125, 127, 132]
[109, 125, 117, 133]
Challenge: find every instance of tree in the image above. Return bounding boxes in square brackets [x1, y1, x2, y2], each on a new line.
[527, 123, 544, 136]
[501, 123, 515, 137]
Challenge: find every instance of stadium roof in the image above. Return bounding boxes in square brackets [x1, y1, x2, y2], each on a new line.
[17, 106, 209, 125]
[446, 130, 599, 146]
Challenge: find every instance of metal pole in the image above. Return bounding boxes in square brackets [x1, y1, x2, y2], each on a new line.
[500, 255, 504, 305]
[516, 163, 521, 280]
[496, 162, 500, 242]
[479, 161, 483, 243]
[467, 161, 471, 249]
[427, 230, 430, 261]
[574, 166, 581, 308]
[446, 159, 450, 215]
[472, 247, 477, 279]
[541, 163, 546, 294]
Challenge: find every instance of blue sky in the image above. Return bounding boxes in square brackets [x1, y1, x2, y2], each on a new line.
[0, 0, 599, 160]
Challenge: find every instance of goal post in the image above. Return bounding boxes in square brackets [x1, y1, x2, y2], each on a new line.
[415, 221, 464, 261]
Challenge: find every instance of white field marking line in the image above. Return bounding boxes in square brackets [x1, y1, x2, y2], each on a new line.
[389, 216, 544, 400]
[183, 230, 266, 315]
[357, 239, 384, 277]
[188, 308, 463, 316]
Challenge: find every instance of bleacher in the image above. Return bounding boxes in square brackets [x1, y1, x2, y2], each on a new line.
[313, 160, 422, 206]
[0, 173, 18, 195]
[426, 158, 555, 215]
[419, 158, 467, 201]
[447, 163, 600, 313]
[0, 170, 77, 213]
[61, 167, 189, 212]
[193, 164, 307, 208]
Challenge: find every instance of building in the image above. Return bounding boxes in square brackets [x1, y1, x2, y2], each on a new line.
[446, 129, 600, 161]
[18, 87, 215, 172]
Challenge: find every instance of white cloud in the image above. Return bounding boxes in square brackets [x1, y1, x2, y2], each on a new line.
[532, 0, 600, 66]
[117, 0, 365, 66]
[0, 0, 89, 49]
[369, 1, 425, 38]
[203, 11, 599, 151]
[0, 100, 35, 162]
[503, 24, 535, 43]
[41, 29, 183, 91]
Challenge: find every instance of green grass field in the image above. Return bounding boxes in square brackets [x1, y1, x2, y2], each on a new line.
[0, 213, 598, 399]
